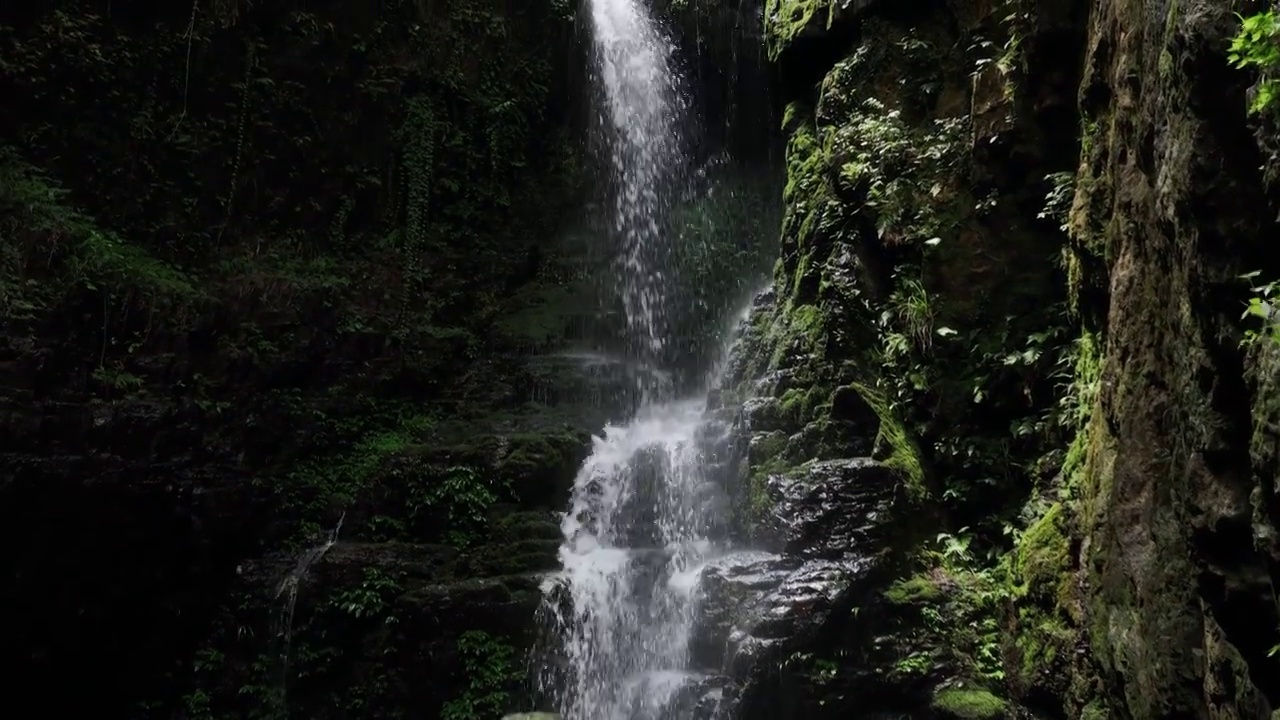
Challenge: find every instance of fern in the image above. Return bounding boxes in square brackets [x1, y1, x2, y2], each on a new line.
[0, 148, 199, 310]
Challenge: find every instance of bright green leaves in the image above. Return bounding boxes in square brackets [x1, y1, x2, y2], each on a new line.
[1228, 11, 1280, 115]
[441, 631, 520, 720]
[763, 0, 831, 59]
[411, 465, 502, 548]
[1240, 270, 1280, 345]
[330, 567, 402, 620]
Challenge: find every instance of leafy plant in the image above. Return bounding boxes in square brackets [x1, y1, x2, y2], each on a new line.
[1038, 171, 1076, 232]
[92, 366, 145, 392]
[1229, 10, 1280, 115]
[330, 567, 402, 620]
[409, 465, 503, 548]
[0, 147, 199, 312]
[1240, 271, 1280, 345]
[440, 631, 519, 720]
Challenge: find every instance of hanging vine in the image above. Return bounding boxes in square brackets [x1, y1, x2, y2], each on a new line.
[402, 95, 437, 250]
[216, 42, 257, 245]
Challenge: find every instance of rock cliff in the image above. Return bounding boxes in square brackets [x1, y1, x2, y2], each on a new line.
[738, 0, 1280, 717]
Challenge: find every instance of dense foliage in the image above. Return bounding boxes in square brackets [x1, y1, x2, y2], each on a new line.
[0, 0, 587, 715]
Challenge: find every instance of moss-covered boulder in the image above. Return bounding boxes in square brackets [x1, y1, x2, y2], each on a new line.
[931, 687, 1008, 719]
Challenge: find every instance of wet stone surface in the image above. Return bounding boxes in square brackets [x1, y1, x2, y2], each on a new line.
[766, 458, 894, 559]
[682, 455, 896, 717]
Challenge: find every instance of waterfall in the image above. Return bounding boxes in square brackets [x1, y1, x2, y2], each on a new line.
[538, 4, 739, 716]
[273, 513, 344, 711]
[588, 0, 689, 362]
[542, 304, 748, 720]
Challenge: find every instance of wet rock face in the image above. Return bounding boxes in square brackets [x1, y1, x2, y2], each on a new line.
[723, 558, 869, 676]
[1069, 0, 1280, 715]
[765, 458, 894, 558]
[682, 458, 897, 719]
[691, 551, 798, 669]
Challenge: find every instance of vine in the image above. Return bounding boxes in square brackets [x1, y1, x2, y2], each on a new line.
[217, 42, 257, 245]
[402, 95, 437, 249]
[168, 0, 200, 140]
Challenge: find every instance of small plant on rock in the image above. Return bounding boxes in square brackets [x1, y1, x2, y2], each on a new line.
[1240, 271, 1280, 346]
[441, 630, 520, 720]
[330, 567, 401, 620]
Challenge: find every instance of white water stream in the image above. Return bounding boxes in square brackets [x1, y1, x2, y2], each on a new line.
[541, 2, 741, 717]
[589, 0, 689, 360]
[544, 308, 746, 719]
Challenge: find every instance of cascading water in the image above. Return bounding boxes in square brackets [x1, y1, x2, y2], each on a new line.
[540, 1, 738, 717]
[543, 304, 747, 720]
[588, 0, 689, 362]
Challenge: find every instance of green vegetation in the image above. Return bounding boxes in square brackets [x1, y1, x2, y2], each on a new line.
[878, 528, 1012, 690]
[330, 568, 402, 620]
[667, 169, 782, 362]
[0, 148, 199, 317]
[763, 0, 832, 58]
[1, 1, 592, 717]
[1241, 271, 1280, 346]
[932, 688, 1008, 719]
[1229, 10, 1280, 115]
[441, 631, 521, 720]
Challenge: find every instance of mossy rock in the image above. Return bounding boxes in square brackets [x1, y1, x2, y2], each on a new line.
[1079, 699, 1111, 720]
[1005, 500, 1077, 695]
[495, 430, 591, 508]
[1011, 502, 1071, 604]
[931, 688, 1009, 719]
[490, 510, 562, 543]
[764, 0, 832, 59]
[748, 431, 789, 466]
[883, 573, 945, 605]
[451, 538, 562, 577]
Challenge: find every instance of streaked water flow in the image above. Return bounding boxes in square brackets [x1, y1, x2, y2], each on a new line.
[589, 0, 688, 361]
[540, 2, 739, 717]
[543, 331, 747, 719]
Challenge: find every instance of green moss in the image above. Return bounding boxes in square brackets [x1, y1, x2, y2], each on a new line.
[931, 688, 1008, 719]
[778, 385, 825, 425]
[883, 574, 945, 605]
[768, 302, 826, 367]
[1066, 115, 1112, 314]
[752, 432, 789, 463]
[495, 430, 588, 501]
[850, 380, 927, 498]
[747, 455, 791, 520]
[763, 0, 832, 59]
[1012, 503, 1069, 601]
[1004, 498, 1079, 693]
[779, 120, 833, 271]
[1079, 700, 1110, 720]
[1013, 614, 1073, 685]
